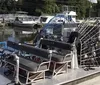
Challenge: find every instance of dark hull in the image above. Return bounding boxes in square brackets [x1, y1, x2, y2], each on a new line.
[8, 22, 34, 28]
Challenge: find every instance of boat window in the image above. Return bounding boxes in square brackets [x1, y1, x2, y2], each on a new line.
[28, 17, 33, 20]
[40, 17, 47, 22]
[58, 20, 64, 22]
[16, 16, 33, 21]
[18, 17, 23, 21]
[56, 14, 65, 18]
[22, 18, 27, 21]
[68, 15, 72, 21]
[43, 24, 62, 36]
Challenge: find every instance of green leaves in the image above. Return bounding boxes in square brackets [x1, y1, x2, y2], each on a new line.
[0, 0, 18, 13]
[0, 0, 99, 18]
[34, 0, 59, 15]
[67, 0, 90, 18]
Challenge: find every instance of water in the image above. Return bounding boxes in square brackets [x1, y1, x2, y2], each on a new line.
[0, 26, 13, 41]
[0, 26, 34, 42]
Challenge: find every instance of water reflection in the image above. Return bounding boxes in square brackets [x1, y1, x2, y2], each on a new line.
[0, 26, 13, 41]
[0, 26, 34, 43]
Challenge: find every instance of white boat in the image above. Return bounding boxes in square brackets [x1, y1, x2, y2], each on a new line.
[36, 11, 78, 42]
[9, 15, 54, 28]
[9, 16, 38, 28]
[7, 11, 38, 28]
[49, 11, 77, 24]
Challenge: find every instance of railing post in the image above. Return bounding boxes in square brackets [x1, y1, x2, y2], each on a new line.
[71, 39, 79, 69]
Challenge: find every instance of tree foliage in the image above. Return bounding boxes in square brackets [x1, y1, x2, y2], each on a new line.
[0, 0, 22, 13]
[66, 0, 90, 18]
[41, 0, 60, 14]
[22, 0, 60, 15]
[0, 0, 100, 18]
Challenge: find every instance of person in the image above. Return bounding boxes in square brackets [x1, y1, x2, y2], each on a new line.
[15, 17, 19, 21]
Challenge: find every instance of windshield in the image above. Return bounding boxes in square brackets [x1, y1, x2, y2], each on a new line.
[42, 23, 63, 36]
[40, 17, 47, 22]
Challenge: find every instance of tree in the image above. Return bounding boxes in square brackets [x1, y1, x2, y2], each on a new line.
[42, 0, 60, 14]
[94, 0, 100, 17]
[0, 0, 99, 17]
[0, 0, 17, 13]
[33, 0, 60, 15]
[22, 0, 60, 15]
[66, 0, 90, 19]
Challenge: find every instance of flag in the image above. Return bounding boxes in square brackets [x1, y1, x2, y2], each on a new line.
[88, 0, 97, 3]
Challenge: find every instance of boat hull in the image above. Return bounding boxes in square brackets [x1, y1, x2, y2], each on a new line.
[12, 22, 34, 28]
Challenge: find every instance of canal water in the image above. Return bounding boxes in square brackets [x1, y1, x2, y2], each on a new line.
[0, 26, 34, 43]
[0, 26, 13, 41]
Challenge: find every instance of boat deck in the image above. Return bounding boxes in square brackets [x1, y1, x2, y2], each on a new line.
[0, 67, 100, 85]
[0, 67, 11, 85]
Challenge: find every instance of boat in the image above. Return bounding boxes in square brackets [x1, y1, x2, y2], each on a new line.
[0, 17, 100, 85]
[8, 15, 54, 28]
[0, 5, 100, 85]
[7, 11, 38, 28]
[7, 11, 54, 28]
[49, 11, 77, 24]
[0, 18, 100, 85]
[33, 10, 78, 44]
[8, 16, 37, 28]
